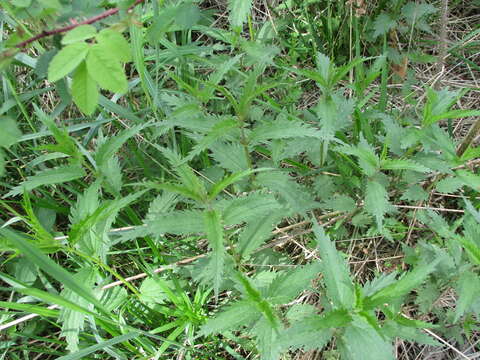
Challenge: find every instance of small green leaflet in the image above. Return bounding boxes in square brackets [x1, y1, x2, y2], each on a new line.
[86, 44, 128, 93]
[48, 42, 89, 82]
[5, 164, 85, 197]
[72, 61, 98, 115]
[96, 28, 131, 63]
[61, 25, 97, 45]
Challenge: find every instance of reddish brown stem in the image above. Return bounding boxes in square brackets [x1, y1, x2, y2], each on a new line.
[14, 0, 145, 49]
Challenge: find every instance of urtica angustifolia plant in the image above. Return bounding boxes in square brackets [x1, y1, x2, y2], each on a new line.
[0, 0, 479, 359]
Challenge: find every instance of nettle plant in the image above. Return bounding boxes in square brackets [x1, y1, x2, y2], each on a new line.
[1, 0, 480, 359]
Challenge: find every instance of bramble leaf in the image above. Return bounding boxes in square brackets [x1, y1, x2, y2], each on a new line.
[48, 42, 89, 82]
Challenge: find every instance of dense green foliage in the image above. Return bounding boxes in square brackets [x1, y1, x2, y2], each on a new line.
[0, 0, 479, 359]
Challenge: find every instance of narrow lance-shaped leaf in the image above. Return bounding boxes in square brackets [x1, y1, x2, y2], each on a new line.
[312, 220, 354, 308]
[364, 258, 440, 309]
[204, 210, 225, 298]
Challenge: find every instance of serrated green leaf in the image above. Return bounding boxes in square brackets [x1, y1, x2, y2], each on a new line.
[5, 165, 85, 197]
[373, 13, 396, 38]
[238, 213, 280, 258]
[256, 171, 317, 213]
[436, 176, 463, 193]
[313, 222, 354, 308]
[200, 299, 258, 335]
[71, 61, 98, 115]
[249, 118, 324, 145]
[61, 25, 97, 45]
[381, 159, 429, 172]
[364, 180, 389, 230]
[95, 124, 146, 167]
[146, 210, 204, 235]
[235, 272, 280, 330]
[339, 136, 379, 176]
[228, 0, 253, 29]
[364, 259, 440, 308]
[0, 116, 22, 148]
[455, 170, 480, 192]
[267, 263, 322, 304]
[455, 270, 480, 322]
[48, 43, 89, 82]
[382, 320, 439, 346]
[340, 317, 394, 360]
[276, 309, 349, 352]
[221, 192, 283, 225]
[210, 142, 249, 172]
[96, 28, 131, 63]
[86, 44, 127, 93]
[204, 210, 225, 298]
[457, 236, 480, 265]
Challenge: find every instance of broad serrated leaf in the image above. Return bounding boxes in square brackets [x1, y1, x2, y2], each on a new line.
[238, 213, 280, 258]
[99, 155, 122, 195]
[373, 13, 396, 38]
[146, 210, 204, 235]
[313, 222, 354, 308]
[275, 309, 350, 352]
[71, 61, 98, 115]
[381, 159, 429, 172]
[86, 44, 127, 93]
[48, 43, 89, 82]
[340, 317, 394, 360]
[364, 259, 440, 308]
[5, 165, 85, 197]
[249, 118, 324, 145]
[251, 317, 282, 360]
[454, 270, 480, 322]
[455, 170, 480, 192]
[221, 192, 283, 225]
[59, 268, 96, 352]
[95, 124, 146, 167]
[382, 320, 439, 346]
[184, 118, 238, 162]
[200, 299, 258, 335]
[400, 184, 428, 201]
[235, 272, 280, 330]
[436, 176, 463, 193]
[0, 116, 22, 148]
[96, 28, 131, 63]
[256, 171, 317, 214]
[266, 263, 322, 304]
[160, 147, 207, 201]
[204, 210, 225, 298]
[228, 0, 253, 29]
[210, 141, 249, 172]
[61, 25, 97, 45]
[364, 180, 389, 230]
[339, 136, 379, 176]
